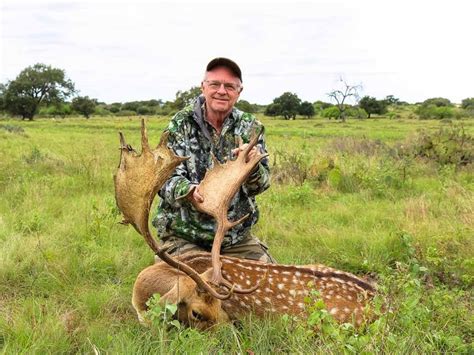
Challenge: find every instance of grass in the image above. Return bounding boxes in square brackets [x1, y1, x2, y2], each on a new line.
[0, 115, 473, 353]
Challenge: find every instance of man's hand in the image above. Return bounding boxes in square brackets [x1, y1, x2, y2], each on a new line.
[232, 143, 258, 162]
[187, 184, 204, 203]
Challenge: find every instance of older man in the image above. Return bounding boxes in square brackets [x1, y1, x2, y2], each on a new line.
[152, 57, 275, 263]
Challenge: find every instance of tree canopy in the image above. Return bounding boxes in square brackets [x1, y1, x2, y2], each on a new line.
[265, 92, 301, 119]
[72, 96, 97, 118]
[3, 63, 75, 120]
[298, 101, 315, 118]
[358, 96, 387, 118]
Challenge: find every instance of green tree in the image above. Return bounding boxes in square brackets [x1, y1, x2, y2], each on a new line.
[107, 102, 122, 113]
[265, 92, 301, 119]
[264, 103, 282, 117]
[72, 96, 97, 118]
[359, 96, 387, 118]
[327, 78, 361, 122]
[235, 99, 257, 113]
[461, 97, 474, 110]
[422, 97, 453, 107]
[3, 63, 75, 120]
[122, 101, 140, 112]
[174, 86, 201, 110]
[383, 95, 400, 105]
[298, 101, 315, 118]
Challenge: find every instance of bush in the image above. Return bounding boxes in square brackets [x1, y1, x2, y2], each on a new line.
[115, 110, 137, 117]
[415, 105, 456, 120]
[137, 106, 154, 115]
[345, 107, 367, 119]
[321, 106, 340, 119]
[398, 124, 473, 167]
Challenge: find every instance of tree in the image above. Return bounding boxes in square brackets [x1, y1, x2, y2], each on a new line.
[174, 86, 201, 110]
[422, 97, 453, 107]
[235, 99, 258, 113]
[264, 92, 301, 119]
[298, 101, 315, 119]
[383, 95, 400, 106]
[72, 96, 97, 118]
[264, 103, 282, 117]
[358, 96, 387, 118]
[3, 63, 75, 120]
[327, 78, 361, 122]
[461, 97, 474, 110]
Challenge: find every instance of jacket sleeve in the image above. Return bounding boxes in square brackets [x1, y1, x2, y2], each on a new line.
[158, 121, 193, 207]
[244, 127, 270, 196]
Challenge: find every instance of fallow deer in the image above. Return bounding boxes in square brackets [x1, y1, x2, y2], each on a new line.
[115, 120, 377, 330]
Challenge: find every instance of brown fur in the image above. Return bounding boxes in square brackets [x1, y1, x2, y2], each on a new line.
[133, 252, 376, 328]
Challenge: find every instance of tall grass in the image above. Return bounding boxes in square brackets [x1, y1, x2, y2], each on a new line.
[0, 116, 472, 353]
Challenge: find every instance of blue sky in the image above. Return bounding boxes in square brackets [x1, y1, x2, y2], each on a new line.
[1, 0, 473, 104]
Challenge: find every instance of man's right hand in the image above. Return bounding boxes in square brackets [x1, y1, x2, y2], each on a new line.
[188, 184, 204, 203]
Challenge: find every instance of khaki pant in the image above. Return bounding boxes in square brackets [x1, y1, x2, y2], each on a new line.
[157, 234, 276, 264]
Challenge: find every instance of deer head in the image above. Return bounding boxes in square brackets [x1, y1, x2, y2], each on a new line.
[189, 126, 268, 290]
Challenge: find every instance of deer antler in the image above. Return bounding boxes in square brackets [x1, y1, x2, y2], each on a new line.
[114, 119, 238, 300]
[190, 126, 269, 290]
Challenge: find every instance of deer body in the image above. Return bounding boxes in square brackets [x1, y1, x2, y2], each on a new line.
[133, 252, 375, 327]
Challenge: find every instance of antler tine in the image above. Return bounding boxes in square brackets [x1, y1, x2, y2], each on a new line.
[240, 126, 266, 161]
[157, 130, 170, 149]
[140, 119, 151, 153]
[119, 132, 127, 148]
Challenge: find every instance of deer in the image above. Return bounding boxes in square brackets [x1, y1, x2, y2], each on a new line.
[114, 120, 377, 330]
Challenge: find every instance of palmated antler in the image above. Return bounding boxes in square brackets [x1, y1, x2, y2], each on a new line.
[114, 119, 240, 300]
[190, 127, 269, 290]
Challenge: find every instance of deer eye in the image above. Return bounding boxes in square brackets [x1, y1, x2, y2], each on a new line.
[191, 310, 206, 322]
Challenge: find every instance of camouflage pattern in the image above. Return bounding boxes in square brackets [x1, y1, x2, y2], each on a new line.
[152, 95, 270, 249]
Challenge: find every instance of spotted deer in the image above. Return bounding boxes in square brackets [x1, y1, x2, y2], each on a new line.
[115, 120, 377, 330]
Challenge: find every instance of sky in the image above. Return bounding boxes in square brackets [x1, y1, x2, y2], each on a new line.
[1, 0, 473, 105]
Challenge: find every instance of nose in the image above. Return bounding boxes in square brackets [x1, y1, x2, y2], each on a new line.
[216, 83, 227, 94]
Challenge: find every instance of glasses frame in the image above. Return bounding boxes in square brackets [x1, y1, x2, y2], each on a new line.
[203, 80, 242, 94]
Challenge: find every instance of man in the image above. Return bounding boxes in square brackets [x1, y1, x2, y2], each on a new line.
[152, 57, 275, 263]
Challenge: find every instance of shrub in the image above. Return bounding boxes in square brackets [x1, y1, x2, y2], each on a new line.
[345, 107, 368, 119]
[415, 105, 456, 120]
[398, 124, 473, 167]
[115, 110, 137, 117]
[321, 106, 340, 119]
[137, 106, 154, 115]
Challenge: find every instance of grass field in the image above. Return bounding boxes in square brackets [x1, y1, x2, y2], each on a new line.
[0, 115, 473, 353]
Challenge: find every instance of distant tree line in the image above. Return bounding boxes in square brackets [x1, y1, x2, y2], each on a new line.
[1, 63, 473, 121]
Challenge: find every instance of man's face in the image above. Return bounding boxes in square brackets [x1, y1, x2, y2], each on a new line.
[201, 66, 242, 116]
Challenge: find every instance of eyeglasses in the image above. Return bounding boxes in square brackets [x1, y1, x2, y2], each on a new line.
[204, 80, 241, 93]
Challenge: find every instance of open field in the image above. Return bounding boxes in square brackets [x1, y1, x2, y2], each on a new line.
[0, 116, 473, 353]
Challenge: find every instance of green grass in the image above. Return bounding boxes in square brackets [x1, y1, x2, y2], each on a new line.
[0, 115, 473, 353]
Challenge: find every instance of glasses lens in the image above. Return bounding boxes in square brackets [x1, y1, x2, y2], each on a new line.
[206, 81, 239, 92]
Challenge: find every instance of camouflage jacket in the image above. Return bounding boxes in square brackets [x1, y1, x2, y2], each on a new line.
[152, 95, 270, 248]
